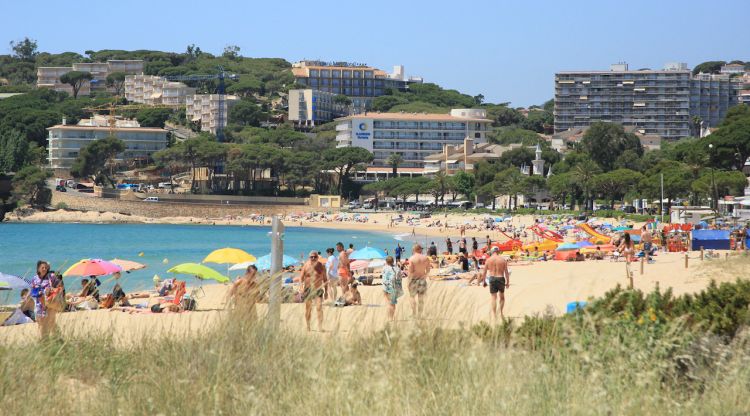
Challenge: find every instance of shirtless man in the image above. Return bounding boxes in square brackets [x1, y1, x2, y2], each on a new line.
[336, 242, 351, 295]
[299, 251, 327, 331]
[641, 226, 653, 263]
[407, 243, 431, 318]
[482, 246, 510, 321]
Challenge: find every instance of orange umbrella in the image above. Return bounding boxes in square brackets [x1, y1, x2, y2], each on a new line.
[110, 258, 147, 272]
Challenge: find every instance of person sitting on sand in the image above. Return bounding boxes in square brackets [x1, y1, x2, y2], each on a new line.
[111, 272, 131, 307]
[66, 278, 98, 310]
[19, 288, 35, 321]
[345, 282, 362, 306]
[593, 247, 605, 260]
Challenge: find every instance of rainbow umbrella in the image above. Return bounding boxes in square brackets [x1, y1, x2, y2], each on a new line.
[203, 248, 256, 265]
[64, 259, 122, 277]
[350, 260, 370, 271]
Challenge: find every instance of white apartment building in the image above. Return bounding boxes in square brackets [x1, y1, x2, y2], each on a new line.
[37, 59, 144, 96]
[288, 89, 349, 127]
[335, 109, 492, 169]
[124, 75, 195, 106]
[186, 94, 239, 135]
[47, 115, 167, 173]
[37, 67, 91, 97]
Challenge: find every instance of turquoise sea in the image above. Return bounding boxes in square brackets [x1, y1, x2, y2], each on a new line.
[0, 223, 404, 296]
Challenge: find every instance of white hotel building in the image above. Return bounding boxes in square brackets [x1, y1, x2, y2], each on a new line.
[47, 115, 168, 174]
[335, 109, 492, 170]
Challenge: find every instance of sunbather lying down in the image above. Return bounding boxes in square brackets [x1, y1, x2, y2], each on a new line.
[110, 303, 183, 314]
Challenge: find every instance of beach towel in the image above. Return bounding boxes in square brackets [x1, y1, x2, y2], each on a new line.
[2, 308, 34, 326]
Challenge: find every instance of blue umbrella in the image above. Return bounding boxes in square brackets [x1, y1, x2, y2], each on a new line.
[556, 242, 580, 251]
[253, 254, 300, 270]
[576, 241, 594, 247]
[0, 273, 31, 290]
[349, 246, 387, 260]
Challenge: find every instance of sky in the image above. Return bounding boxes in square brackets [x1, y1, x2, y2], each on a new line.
[2, 0, 748, 107]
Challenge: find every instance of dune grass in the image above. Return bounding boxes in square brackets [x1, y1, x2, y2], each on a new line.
[3, 260, 750, 415]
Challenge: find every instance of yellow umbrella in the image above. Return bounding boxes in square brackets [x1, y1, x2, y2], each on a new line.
[203, 247, 256, 265]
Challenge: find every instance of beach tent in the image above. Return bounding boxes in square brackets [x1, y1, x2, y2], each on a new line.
[691, 230, 730, 250]
[0, 273, 31, 290]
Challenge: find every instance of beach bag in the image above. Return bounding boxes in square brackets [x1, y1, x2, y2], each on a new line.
[181, 297, 196, 311]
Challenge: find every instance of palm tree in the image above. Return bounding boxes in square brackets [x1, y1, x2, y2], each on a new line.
[387, 153, 404, 176]
[571, 160, 602, 210]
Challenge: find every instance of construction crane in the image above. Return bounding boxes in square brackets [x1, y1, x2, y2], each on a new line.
[163, 66, 238, 142]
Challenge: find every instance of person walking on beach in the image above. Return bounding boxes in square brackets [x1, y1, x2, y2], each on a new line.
[336, 242, 352, 294]
[641, 226, 653, 262]
[407, 244, 431, 318]
[459, 238, 468, 255]
[428, 242, 438, 257]
[299, 251, 327, 331]
[472, 237, 478, 252]
[381, 256, 403, 321]
[228, 265, 260, 321]
[482, 247, 510, 321]
[446, 238, 453, 254]
[394, 243, 403, 264]
[31, 260, 61, 337]
[324, 247, 339, 301]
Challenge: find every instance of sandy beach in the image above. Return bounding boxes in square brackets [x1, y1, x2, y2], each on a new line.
[2, 248, 742, 346]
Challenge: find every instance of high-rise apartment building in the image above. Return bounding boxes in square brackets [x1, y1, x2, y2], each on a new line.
[37, 59, 144, 96]
[124, 75, 195, 106]
[690, 72, 743, 128]
[288, 89, 349, 127]
[186, 94, 239, 135]
[555, 63, 692, 140]
[335, 109, 491, 169]
[555, 62, 744, 140]
[291, 61, 421, 112]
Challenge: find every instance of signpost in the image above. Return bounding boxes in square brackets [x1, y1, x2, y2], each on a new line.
[268, 216, 285, 328]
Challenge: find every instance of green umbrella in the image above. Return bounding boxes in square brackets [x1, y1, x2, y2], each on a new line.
[166, 263, 229, 283]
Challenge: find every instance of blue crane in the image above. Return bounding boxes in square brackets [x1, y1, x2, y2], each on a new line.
[164, 66, 238, 142]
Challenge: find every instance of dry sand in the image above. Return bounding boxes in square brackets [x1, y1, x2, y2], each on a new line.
[2, 250, 743, 346]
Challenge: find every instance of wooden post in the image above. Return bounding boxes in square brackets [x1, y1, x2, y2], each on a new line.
[625, 262, 633, 289]
[684, 252, 688, 269]
[640, 257, 644, 275]
[700, 246, 704, 261]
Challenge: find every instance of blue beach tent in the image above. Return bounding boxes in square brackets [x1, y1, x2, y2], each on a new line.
[691, 230, 731, 250]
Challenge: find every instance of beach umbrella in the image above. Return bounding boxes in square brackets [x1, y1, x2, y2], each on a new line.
[576, 241, 594, 248]
[368, 259, 386, 268]
[110, 258, 146, 272]
[0, 273, 30, 290]
[63, 259, 122, 277]
[613, 226, 631, 231]
[252, 254, 300, 270]
[350, 260, 370, 271]
[167, 263, 229, 283]
[556, 243, 580, 251]
[349, 246, 387, 260]
[203, 247, 256, 265]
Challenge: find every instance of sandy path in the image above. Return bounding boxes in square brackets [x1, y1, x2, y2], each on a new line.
[2, 251, 738, 346]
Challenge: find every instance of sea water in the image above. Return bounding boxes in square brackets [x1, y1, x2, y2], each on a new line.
[0, 223, 402, 295]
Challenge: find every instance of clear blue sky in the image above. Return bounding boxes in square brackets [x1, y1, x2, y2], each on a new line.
[2, 0, 747, 107]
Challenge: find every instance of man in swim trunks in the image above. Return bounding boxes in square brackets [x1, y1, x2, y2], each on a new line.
[299, 250, 327, 331]
[482, 246, 510, 321]
[407, 243, 431, 318]
[336, 242, 352, 295]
